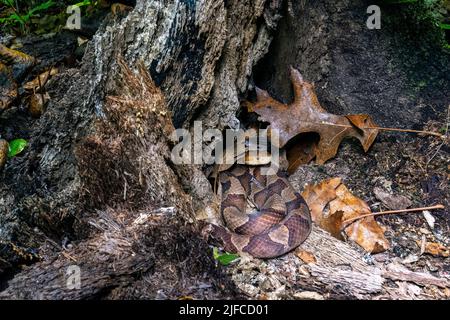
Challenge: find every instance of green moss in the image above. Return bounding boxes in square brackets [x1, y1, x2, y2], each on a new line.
[379, 0, 449, 49]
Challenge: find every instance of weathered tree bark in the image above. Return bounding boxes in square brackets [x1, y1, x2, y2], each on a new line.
[0, 0, 281, 298]
[0, 0, 448, 299]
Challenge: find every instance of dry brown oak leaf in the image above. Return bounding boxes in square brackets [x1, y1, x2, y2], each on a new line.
[302, 177, 390, 254]
[247, 67, 379, 170]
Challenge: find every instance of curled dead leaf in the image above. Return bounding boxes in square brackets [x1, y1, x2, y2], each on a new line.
[293, 291, 324, 300]
[23, 67, 58, 91]
[334, 183, 390, 253]
[345, 114, 378, 152]
[301, 178, 390, 253]
[247, 67, 379, 169]
[301, 177, 342, 222]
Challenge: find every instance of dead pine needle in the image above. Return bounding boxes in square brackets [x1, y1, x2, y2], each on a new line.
[341, 204, 445, 230]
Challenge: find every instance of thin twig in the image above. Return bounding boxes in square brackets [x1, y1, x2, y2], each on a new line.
[366, 126, 445, 138]
[341, 204, 445, 230]
[317, 121, 444, 138]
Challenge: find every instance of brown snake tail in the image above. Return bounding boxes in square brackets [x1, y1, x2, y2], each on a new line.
[212, 165, 312, 258]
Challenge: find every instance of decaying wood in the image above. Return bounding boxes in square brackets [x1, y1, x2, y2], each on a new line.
[301, 226, 384, 295]
[85, 0, 282, 129]
[0, 208, 156, 299]
[0, 58, 232, 300]
[0, 0, 282, 275]
[225, 225, 449, 299]
[1, 212, 447, 299]
[383, 263, 450, 289]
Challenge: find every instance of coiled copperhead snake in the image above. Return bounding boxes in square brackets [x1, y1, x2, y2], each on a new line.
[212, 165, 312, 258]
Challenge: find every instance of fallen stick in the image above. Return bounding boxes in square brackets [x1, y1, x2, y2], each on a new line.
[342, 204, 445, 227]
[327, 123, 446, 139]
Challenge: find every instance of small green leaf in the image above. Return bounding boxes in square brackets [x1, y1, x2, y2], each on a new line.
[8, 139, 27, 158]
[213, 247, 239, 266]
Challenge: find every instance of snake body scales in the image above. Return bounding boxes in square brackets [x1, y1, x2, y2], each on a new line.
[213, 165, 312, 258]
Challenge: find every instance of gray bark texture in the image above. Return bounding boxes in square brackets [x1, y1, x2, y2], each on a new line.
[0, 0, 281, 299]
